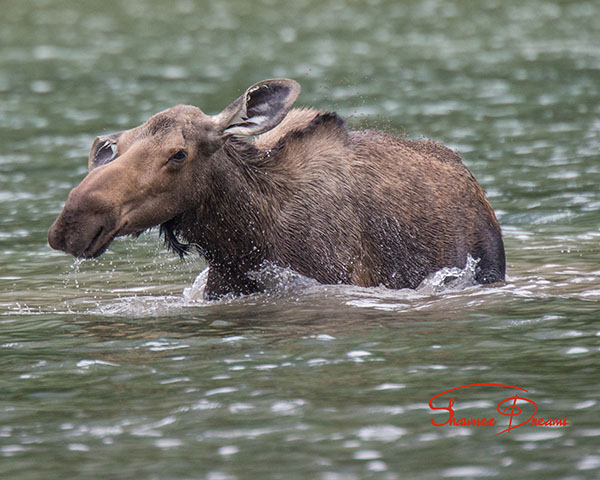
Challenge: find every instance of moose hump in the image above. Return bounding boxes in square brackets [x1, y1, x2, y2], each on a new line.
[48, 78, 505, 299]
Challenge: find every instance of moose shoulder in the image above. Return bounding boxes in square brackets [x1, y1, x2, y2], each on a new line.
[48, 78, 505, 299]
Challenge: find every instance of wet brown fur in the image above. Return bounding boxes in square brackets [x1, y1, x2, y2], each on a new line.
[49, 81, 505, 299]
[158, 108, 504, 298]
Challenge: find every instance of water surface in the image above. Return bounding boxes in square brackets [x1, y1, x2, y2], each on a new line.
[1, 0, 599, 479]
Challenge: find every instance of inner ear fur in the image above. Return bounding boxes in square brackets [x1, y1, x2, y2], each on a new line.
[213, 78, 301, 137]
[88, 131, 124, 171]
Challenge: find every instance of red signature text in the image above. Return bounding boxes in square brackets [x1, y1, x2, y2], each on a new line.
[429, 383, 568, 435]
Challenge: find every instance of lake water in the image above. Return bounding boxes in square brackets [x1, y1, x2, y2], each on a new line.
[1, 0, 599, 478]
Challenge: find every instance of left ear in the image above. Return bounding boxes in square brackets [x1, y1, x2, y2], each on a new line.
[212, 78, 301, 136]
[88, 131, 124, 171]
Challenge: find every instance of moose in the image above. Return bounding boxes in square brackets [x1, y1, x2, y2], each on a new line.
[48, 78, 505, 299]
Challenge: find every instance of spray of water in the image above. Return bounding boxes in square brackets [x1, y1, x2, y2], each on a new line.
[182, 256, 480, 307]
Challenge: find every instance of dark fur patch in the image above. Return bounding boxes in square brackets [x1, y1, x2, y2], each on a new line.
[280, 112, 346, 145]
[260, 112, 347, 164]
[309, 111, 346, 130]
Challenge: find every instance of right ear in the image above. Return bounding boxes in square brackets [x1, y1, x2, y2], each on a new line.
[212, 78, 300, 137]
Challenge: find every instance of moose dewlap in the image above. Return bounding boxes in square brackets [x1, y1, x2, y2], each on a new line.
[48, 78, 505, 299]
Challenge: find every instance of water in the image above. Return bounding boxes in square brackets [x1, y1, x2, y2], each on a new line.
[1, 0, 599, 478]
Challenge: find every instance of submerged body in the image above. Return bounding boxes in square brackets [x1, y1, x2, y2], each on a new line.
[48, 79, 505, 299]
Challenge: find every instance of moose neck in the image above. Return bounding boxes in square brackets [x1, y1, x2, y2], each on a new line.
[180, 139, 276, 275]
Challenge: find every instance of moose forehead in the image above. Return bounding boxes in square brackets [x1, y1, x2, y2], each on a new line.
[141, 104, 209, 138]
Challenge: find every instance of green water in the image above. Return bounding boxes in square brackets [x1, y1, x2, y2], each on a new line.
[1, 0, 599, 478]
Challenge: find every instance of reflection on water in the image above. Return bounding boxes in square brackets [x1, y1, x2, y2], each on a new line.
[1, 0, 600, 478]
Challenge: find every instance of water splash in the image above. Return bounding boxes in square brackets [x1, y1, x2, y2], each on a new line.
[182, 264, 321, 305]
[51, 251, 599, 317]
[182, 257, 480, 308]
[248, 263, 320, 297]
[182, 267, 210, 302]
[416, 254, 480, 295]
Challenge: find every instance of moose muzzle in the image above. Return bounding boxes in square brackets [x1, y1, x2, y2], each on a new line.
[48, 182, 122, 259]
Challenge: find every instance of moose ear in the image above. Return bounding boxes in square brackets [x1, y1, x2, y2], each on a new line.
[213, 78, 301, 137]
[88, 131, 124, 171]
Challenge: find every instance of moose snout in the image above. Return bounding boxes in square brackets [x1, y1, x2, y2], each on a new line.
[48, 186, 119, 259]
[47, 218, 67, 252]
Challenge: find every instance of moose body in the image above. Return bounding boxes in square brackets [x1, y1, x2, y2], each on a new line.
[48, 79, 505, 299]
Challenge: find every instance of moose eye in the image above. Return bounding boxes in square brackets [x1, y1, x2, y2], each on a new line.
[169, 150, 187, 163]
